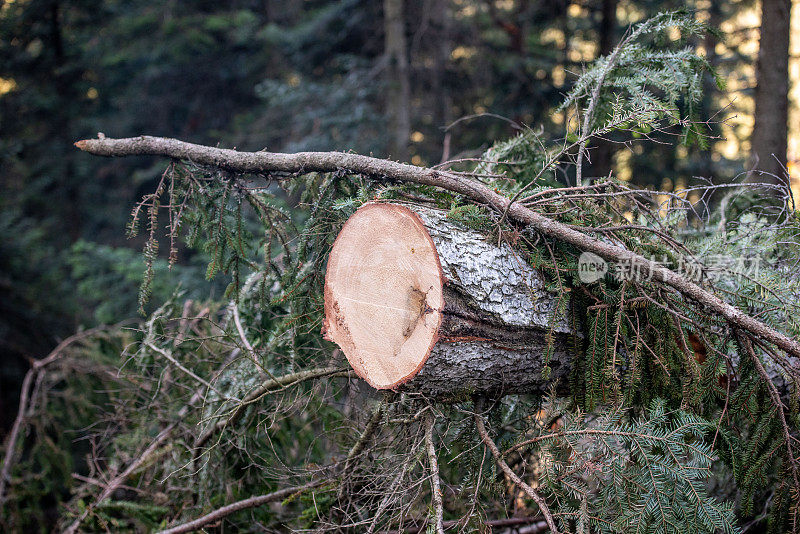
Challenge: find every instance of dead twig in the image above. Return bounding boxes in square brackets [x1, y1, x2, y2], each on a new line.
[381, 516, 549, 534]
[425, 412, 445, 534]
[193, 366, 353, 453]
[156, 482, 322, 534]
[0, 324, 124, 509]
[74, 136, 800, 360]
[473, 400, 560, 534]
[64, 345, 244, 533]
[337, 396, 389, 501]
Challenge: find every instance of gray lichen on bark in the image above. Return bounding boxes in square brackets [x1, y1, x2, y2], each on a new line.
[410, 205, 572, 334]
[403, 338, 574, 398]
[382, 203, 579, 397]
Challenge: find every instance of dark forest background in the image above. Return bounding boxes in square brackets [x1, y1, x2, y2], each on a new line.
[0, 0, 792, 438]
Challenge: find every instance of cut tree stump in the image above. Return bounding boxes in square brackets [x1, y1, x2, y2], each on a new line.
[323, 202, 578, 397]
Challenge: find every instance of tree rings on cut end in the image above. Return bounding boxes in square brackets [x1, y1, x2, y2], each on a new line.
[323, 203, 445, 389]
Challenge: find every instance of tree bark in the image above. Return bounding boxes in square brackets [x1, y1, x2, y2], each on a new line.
[751, 0, 790, 183]
[323, 202, 576, 397]
[384, 0, 411, 161]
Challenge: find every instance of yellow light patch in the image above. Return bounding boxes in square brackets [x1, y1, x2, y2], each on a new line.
[541, 28, 565, 48]
[0, 78, 17, 96]
[451, 46, 476, 60]
[552, 65, 566, 88]
[568, 4, 582, 17]
[614, 149, 632, 182]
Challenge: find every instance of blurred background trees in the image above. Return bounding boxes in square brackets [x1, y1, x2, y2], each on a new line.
[0, 0, 797, 527]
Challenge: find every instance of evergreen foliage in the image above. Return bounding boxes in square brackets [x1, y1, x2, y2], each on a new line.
[501, 399, 740, 533]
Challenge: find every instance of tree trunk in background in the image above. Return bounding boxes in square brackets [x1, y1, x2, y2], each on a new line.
[751, 0, 790, 184]
[432, 0, 452, 162]
[698, 2, 722, 186]
[590, 0, 617, 180]
[384, 0, 411, 161]
[49, 0, 81, 241]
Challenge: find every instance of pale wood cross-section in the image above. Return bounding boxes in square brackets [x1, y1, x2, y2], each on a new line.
[323, 203, 445, 389]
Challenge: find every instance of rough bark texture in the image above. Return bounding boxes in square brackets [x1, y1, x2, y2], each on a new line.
[751, 0, 790, 182]
[411, 205, 571, 334]
[324, 202, 576, 397]
[404, 205, 575, 397]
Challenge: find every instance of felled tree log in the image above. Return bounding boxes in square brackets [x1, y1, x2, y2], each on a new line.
[323, 202, 578, 397]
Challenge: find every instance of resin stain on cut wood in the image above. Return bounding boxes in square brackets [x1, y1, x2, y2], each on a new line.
[324, 202, 577, 397]
[323, 203, 445, 389]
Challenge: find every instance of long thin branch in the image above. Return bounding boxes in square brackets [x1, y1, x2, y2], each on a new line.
[425, 413, 445, 534]
[0, 370, 33, 510]
[473, 402, 560, 534]
[383, 516, 550, 534]
[74, 136, 800, 360]
[574, 26, 631, 187]
[146, 341, 236, 402]
[365, 451, 417, 534]
[156, 482, 321, 534]
[337, 396, 388, 501]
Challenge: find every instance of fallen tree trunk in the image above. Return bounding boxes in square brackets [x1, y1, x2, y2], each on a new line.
[323, 202, 577, 397]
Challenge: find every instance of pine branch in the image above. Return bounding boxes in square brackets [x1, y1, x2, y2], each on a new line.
[737, 332, 800, 492]
[155, 482, 322, 534]
[574, 21, 630, 187]
[75, 136, 800, 360]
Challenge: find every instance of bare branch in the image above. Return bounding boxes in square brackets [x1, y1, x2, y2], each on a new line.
[474, 400, 560, 534]
[156, 482, 322, 534]
[64, 422, 178, 534]
[337, 396, 389, 502]
[383, 516, 550, 534]
[365, 451, 417, 534]
[64, 344, 247, 533]
[145, 341, 236, 402]
[425, 413, 445, 534]
[574, 26, 632, 186]
[193, 366, 353, 452]
[75, 136, 800, 360]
